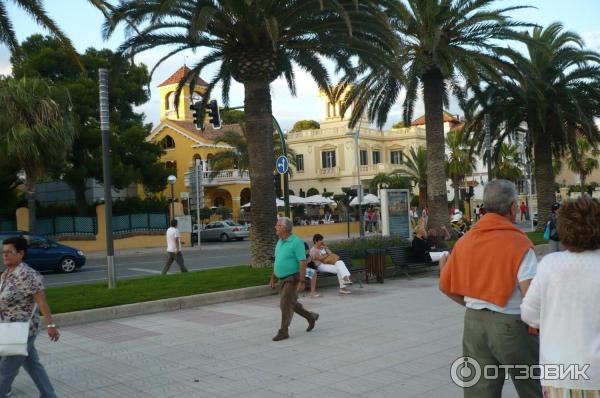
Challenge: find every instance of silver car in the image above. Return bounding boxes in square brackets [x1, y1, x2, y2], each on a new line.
[200, 221, 249, 242]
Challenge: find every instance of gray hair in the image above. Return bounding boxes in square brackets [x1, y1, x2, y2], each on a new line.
[483, 179, 517, 216]
[279, 217, 293, 232]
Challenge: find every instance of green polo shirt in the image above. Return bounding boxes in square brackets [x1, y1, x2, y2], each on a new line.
[274, 233, 306, 278]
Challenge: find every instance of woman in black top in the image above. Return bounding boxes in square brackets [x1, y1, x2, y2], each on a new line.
[412, 225, 432, 262]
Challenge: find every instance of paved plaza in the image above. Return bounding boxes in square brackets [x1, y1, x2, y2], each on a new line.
[11, 273, 521, 397]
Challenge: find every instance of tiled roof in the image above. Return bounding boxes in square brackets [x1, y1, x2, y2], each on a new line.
[168, 120, 243, 141]
[411, 111, 461, 126]
[158, 66, 208, 88]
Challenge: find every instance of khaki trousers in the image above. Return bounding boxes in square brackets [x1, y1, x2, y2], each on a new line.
[162, 252, 189, 274]
[463, 308, 542, 398]
[278, 274, 314, 334]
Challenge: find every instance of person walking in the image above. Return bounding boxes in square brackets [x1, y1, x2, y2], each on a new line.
[521, 196, 600, 397]
[269, 217, 318, 341]
[0, 236, 60, 398]
[439, 179, 542, 398]
[520, 201, 528, 222]
[161, 219, 189, 274]
[546, 203, 563, 253]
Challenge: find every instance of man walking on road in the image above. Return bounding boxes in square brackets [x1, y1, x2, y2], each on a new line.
[270, 217, 318, 341]
[439, 180, 542, 398]
[162, 219, 189, 275]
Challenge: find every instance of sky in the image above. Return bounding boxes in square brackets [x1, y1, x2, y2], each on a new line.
[2, 0, 600, 131]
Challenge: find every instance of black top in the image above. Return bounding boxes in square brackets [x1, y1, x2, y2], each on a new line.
[411, 237, 432, 262]
[427, 236, 448, 251]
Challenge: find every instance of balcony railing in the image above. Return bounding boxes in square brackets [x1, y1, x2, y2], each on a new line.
[318, 167, 340, 177]
[184, 169, 250, 187]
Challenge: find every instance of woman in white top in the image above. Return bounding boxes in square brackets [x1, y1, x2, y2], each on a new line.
[521, 196, 600, 397]
[309, 234, 352, 294]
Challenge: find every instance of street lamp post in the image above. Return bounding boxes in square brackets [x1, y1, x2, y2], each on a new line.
[168, 175, 177, 221]
[345, 128, 364, 237]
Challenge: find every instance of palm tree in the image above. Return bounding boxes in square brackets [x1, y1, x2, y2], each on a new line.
[104, 0, 393, 267]
[463, 23, 600, 230]
[445, 129, 476, 209]
[392, 146, 427, 211]
[567, 138, 600, 195]
[0, 77, 75, 232]
[494, 143, 524, 183]
[1, 1, 113, 66]
[339, 0, 528, 228]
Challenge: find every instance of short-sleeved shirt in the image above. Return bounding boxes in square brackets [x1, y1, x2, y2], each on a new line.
[274, 234, 305, 278]
[166, 227, 181, 252]
[465, 249, 538, 314]
[0, 263, 44, 336]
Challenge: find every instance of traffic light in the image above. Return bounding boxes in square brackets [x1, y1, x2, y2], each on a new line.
[273, 174, 282, 197]
[190, 102, 202, 129]
[206, 99, 221, 129]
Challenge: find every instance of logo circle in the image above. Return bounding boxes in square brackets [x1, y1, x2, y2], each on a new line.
[450, 356, 481, 388]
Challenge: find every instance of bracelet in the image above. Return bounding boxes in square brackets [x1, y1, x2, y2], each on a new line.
[47, 324, 57, 329]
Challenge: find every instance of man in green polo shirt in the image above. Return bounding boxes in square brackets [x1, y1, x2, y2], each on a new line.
[269, 217, 319, 341]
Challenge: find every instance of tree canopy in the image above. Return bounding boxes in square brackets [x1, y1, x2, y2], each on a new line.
[291, 120, 320, 132]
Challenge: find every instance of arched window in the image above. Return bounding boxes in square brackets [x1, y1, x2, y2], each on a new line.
[193, 154, 202, 166]
[165, 92, 175, 110]
[162, 135, 175, 149]
[165, 160, 177, 173]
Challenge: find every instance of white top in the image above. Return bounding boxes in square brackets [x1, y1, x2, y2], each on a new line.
[166, 227, 181, 252]
[521, 249, 600, 390]
[465, 249, 537, 314]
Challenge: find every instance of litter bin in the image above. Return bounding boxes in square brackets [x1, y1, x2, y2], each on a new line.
[365, 248, 386, 283]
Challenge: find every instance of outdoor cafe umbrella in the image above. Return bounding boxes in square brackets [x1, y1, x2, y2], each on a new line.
[349, 193, 380, 206]
[241, 198, 286, 208]
[303, 194, 335, 205]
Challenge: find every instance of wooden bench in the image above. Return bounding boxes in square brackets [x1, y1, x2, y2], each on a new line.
[387, 246, 438, 279]
[305, 248, 364, 289]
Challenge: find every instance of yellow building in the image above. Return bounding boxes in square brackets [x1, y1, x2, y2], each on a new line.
[145, 66, 251, 221]
[287, 91, 462, 195]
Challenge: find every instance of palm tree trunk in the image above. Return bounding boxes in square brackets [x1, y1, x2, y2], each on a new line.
[422, 69, 448, 227]
[418, 184, 427, 211]
[26, 180, 37, 233]
[532, 129, 555, 232]
[74, 183, 88, 216]
[244, 80, 277, 267]
[453, 180, 460, 210]
[580, 174, 585, 196]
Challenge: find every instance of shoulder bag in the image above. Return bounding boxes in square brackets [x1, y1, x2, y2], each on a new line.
[0, 277, 36, 356]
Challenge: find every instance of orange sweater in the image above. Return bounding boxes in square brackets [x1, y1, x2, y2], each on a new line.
[439, 213, 533, 307]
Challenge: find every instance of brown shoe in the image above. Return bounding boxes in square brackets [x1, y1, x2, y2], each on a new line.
[306, 313, 319, 332]
[272, 331, 289, 341]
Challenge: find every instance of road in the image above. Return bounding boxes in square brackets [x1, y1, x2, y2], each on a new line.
[43, 240, 251, 287]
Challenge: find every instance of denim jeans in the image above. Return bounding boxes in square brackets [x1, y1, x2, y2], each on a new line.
[0, 335, 57, 398]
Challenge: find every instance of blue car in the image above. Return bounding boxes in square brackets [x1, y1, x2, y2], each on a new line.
[0, 231, 86, 273]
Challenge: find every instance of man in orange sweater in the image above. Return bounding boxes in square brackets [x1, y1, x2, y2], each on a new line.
[439, 180, 542, 398]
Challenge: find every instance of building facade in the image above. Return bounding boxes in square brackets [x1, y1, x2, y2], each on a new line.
[145, 66, 251, 221]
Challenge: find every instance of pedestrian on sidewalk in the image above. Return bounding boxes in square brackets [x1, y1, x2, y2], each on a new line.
[521, 196, 600, 397]
[269, 217, 318, 341]
[161, 219, 189, 275]
[439, 179, 542, 398]
[0, 236, 60, 398]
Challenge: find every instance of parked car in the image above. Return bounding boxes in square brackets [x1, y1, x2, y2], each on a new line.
[0, 231, 86, 273]
[199, 221, 249, 242]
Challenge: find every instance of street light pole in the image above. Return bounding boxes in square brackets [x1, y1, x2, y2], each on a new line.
[168, 175, 177, 221]
[98, 68, 116, 289]
[346, 124, 364, 237]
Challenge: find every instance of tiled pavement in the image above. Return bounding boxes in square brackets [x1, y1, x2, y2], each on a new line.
[10, 274, 521, 397]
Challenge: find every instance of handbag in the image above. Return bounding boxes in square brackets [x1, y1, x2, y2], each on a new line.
[543, 222, 551, 241]
[322, 252, 340, 264]
[0, 277, 36, 356]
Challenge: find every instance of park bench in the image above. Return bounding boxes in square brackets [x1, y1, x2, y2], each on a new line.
[387, 246, 438, 279]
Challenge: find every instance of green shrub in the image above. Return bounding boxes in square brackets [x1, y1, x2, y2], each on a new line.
[328, 235, 409, 259]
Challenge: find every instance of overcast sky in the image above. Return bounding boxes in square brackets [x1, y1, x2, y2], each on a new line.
[2, 0, 600, 130]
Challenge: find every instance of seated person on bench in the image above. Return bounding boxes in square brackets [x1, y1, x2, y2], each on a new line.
[412, 225, 449, 263]
[309, 234, 352, 294]
[427, 225, 451, 251]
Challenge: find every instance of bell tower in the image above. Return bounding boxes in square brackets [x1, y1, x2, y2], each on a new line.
[158, 66, 208, 122]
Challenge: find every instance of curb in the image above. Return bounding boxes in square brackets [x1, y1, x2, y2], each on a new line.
[50, 285, 278, 327]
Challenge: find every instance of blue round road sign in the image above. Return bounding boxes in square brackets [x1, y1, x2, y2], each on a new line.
[276, 155, 289, 174]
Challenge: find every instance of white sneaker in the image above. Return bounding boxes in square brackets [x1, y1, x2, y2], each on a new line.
[339, 288, 351, 294]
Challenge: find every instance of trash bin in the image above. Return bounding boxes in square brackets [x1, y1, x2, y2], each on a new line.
[365, 248, 386, 283]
